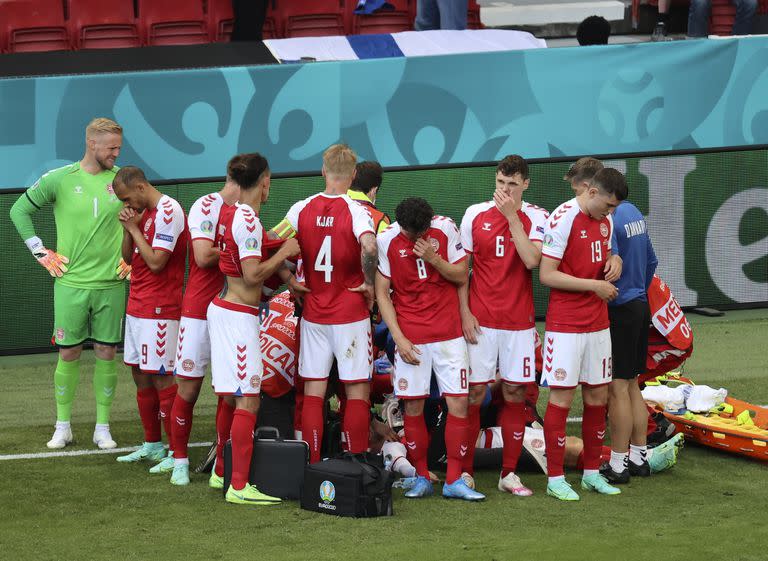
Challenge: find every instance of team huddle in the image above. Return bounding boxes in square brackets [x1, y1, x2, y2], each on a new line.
[12, 117, 668, 505]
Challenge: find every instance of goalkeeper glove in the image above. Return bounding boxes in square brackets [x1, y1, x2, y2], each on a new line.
[116, 258, 132, 280]
[26, 237, 69, 277]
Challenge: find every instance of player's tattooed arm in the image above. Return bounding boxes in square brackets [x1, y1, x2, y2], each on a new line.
[360, 232, 378, 286]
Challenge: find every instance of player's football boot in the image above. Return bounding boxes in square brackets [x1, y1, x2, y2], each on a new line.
[649, 433, 683, 473]
[149, 452, 175, 474]
[170, 463, 190, 486]
[460, 471, 476, 490]
[546, 479, 580, 501]
[393, 477, 419, 490]
[209, 471, 225, 490]
[628, 460, 650, 477]
[599, 462, 631, 483]
[92, 424, 116, 450]
[403, 476, 434, 498]
[225, 484, 282, 505]
[498, 472, 534, 496]
[46, 422, 73, 449]
[442, 479, 486, 501]
[116, 442, 166, 463]
[581, 473, 622, 495]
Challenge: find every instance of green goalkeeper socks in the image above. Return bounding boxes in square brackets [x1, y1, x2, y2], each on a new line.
[93, 357, 118, 425]
[54, 358, 81, 423]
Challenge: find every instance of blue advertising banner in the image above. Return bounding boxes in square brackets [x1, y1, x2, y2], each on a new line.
[1, 36, 767, 189]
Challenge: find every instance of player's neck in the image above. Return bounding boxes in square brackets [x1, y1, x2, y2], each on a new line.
[79, 155, 105, 176]
[324, 179, 350, 196]
[219, 181, 240, 205]
[241, 192, 262, 214]
[575, 193, 595, 219]
[145, 187, 163, 210]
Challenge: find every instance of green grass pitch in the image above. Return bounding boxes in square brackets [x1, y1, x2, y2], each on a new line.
[0, 310, 766, 561]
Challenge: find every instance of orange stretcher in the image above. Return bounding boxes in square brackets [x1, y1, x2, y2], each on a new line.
[650, 374, 768, 462]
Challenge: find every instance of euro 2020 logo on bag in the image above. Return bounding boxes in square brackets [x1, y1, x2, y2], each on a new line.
[319, 480, 336, 510]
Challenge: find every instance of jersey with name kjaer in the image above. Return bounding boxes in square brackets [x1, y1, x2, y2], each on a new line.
[127, 194, 188, 320]
[377, 216, 466, 345]
[542, 199, 613, 333]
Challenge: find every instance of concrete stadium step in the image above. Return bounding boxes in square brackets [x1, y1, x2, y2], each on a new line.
[479, 1, 627, 27]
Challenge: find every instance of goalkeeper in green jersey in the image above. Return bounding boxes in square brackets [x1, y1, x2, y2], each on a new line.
[9, 118, 128, 450]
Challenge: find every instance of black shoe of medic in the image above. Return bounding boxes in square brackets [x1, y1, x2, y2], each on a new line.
[599, 462, 630, 484]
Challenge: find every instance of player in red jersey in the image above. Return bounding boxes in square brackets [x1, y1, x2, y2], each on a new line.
[111, 166, 188, 468]
[459, 155, 548, 497]
[157, 158, 244, 486]
[376, 197, 484, 501]
[206, 153, 301, 505]
[281, 144, 378, 464]
[539, 167, 628, 501]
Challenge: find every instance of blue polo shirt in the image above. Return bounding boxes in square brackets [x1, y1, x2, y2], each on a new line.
[609, 201, 658, 306]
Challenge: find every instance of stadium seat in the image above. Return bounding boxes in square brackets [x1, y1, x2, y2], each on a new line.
[0, 0, 70, 53]
[467, 0, 483, 29]
[207, 0, 280, 41]
[67, 0, 141, 50]
[137, 0, 210, 46]
[710, 0, 736, 34]
[352, 0, 414, 35]
[279, 0, 349, 38]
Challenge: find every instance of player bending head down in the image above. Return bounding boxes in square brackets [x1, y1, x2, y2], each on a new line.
[207, 153, 302, 505]
[564, 157, 604, 197]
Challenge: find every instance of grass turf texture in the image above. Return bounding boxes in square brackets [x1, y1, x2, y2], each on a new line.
[1, 309, 766, 561]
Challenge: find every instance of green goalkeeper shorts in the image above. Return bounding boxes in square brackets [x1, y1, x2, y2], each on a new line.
[53, 282, 126, 347]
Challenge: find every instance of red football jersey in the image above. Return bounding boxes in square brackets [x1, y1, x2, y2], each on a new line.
[285, 193, 374, 325]
[460, 201, 548, 330]
[377, 216, 466, 345]
[127, 194, 188, 320]
[181, 192, 227, 320]
[217, 203, 267, 278]
[260, 290, 299, 398]
[541, 198, 614, 333]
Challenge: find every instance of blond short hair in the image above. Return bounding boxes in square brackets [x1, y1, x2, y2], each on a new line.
[564, 157, 604, 184]
[323, 144, 357, 180]
[86, 117, 123, 139]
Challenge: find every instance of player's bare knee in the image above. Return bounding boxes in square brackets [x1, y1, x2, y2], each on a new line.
[583, 384, 609, 406]
[59, 345, 83, 362]
[403, 398, 425, 417]
[549, 388, 575, 408]
[177, 378, 202, 402]
[445, 395, 469, 417]
[93, 343, 116, 361]
[502, 382, 526, 402]
[345, 381, 371, 401]
[468, 384, 486, 405]
[235, 396, 260, 415]
[303, 380, 327, 398]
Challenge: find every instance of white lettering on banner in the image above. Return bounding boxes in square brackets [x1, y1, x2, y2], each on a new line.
[653, 295, 683, 334]
[640, 157, 697, 306]
[705, 188, 768, 303]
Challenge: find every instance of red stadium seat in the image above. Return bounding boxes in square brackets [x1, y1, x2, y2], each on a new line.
[352, 0, 414, 35]
[67, 0, 140, 50]
[207, 0, 280, 41]
[467, 0, 483, 29]
[137, 0, 210, 46]
[278, 0, 349, 38]
[0, 0, 70, 53]
[710, 0, 736, 34]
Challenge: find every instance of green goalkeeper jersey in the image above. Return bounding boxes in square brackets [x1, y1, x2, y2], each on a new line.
[10, 163, 124, 289]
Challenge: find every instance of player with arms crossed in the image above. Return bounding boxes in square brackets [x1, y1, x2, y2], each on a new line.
[459, 155, 548, 496]
[112, 167, 187, 467]
[281, 144, 377, 464]
[10, 118, 127, 449]
[207, 153, 301, 505]
[377, 197, 484, 501]
[539, 167, 628, 501]
[156, 157, 242, 485]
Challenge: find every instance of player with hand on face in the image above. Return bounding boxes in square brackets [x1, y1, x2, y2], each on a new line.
[113, 167, 188, 469]
[539, 167, 627, 501]
[376, 197, 484, 501]
[459, 155, 549, 496]
[10, 118, 126, 450]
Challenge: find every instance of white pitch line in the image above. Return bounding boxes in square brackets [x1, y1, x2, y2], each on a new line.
[567, 417, 582, 423]
[0, 441, 212, 461]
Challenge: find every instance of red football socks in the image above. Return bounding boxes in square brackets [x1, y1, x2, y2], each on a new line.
[543, 402, 569, 477]
[170, 394, 195, 460]
[445, 414, 470, 485]
[158, 384, 178, 444]
[501, 401, 526, 477]
[302, 395, 325, 463]
[462, 404, 481, 475]
[582, 404, 608, 471]
[214, 397, 235, 477]
[403, 413, 430, 478]
[230, 409, 257, 490]
[136, 386, 161, 442]
[343, 399, 370, 454]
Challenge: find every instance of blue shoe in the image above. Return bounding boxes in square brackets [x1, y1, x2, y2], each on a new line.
[393, 476, 419, 490]
[442, 479, 486, 501]
[403, 476, 434, 498]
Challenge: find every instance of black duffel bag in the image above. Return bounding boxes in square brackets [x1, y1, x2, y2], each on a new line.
[300, 452, 395, 517]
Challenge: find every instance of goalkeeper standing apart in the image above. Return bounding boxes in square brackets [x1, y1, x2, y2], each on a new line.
[10, 118, 127, 450]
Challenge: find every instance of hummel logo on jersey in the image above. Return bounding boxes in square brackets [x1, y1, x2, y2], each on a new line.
[399, 249, 408, 257]
[580, 230, 588, 239]
[406, 440, 417, 450]
[482, 222, 492, 231]
[74, 185, 83, 194]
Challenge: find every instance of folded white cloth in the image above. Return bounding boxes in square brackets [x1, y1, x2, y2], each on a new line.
[684, 385, 728, 413]
[641, 385, 687, 413]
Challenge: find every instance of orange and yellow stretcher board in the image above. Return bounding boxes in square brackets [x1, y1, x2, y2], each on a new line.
[662, 397, 768, 462]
